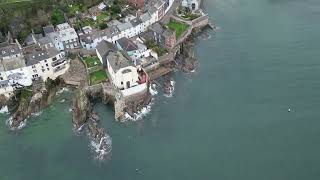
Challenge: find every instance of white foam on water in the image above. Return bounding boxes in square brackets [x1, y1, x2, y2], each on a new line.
[6, 117, 27, 130]
[77, 123, 85, 131]
[90, 134, 112, 161]
[149, 83, 158, 96]
[56, 87, 69, 96]
[164, 80, 175, 98]
[0, 106, 8, 114]
[31, 111, 42, 117]
[125, 100, 154, 121]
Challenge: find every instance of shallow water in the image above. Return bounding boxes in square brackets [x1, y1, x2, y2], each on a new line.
[1, 0, 320, 179]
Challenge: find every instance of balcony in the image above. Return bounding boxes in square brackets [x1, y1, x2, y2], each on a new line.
[52, 58, 66, 67]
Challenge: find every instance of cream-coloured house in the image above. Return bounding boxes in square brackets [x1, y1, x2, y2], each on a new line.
[96, 41, 148, 96]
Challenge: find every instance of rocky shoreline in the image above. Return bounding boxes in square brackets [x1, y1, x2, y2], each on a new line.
[0, 22, 210, 160]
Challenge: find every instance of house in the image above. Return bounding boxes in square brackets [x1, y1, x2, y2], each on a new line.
[96, 41, 147, 95]
[142, 22, 176, 49]
[182, 0, 200, 11]
[0, 42, 32, 96]
[56, 23, 80, 50]
[79, 25, 121, 50]
[140, 12, 152, 31]
[116, 37, 150, 64]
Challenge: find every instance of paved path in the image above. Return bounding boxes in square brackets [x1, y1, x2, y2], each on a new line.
[61, 58, 88, 86]
[161, 0, 181, 24]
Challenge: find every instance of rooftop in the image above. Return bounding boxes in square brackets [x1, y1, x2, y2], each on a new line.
[0, 44, 22, 59]
[107, 51, 133, 71]
[24, 45, 60, 66]
[117, 37, 138, 52]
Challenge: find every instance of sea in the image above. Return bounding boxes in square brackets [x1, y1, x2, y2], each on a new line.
[1, 0, 320, 179]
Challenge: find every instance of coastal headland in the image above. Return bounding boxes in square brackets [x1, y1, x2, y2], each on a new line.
[0, 0, 213, 160]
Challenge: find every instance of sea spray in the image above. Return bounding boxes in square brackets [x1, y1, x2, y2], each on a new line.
[164, 80, 175, 98]
[0, 106, 8, 114]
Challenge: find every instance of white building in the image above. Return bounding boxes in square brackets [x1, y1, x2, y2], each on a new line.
[182, 0, 200, 11]
[116, 37, 150, 65]
[56, 23, 80, 50]
[96, 41, 148, 96]
[0, 40, 69, 97]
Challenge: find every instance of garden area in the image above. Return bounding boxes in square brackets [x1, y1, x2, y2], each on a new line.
[177, 6, 201, 21]
[83, 56, 107, 85]
[90, 70, 107, 85]
[167, 20, 189, 39]
[84, 56, 101, 68]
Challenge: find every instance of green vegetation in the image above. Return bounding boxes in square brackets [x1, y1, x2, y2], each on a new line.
[20, 87, 33, 100]
[45, 78, 60, 90]
[146, 40, 167, 56]
[51, 9, 65, 26]
[84, 56, 101, 68]
[167, 20, 189, 39]
[90, 70, 107, 85]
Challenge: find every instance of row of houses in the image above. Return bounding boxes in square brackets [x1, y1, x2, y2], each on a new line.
[79, 0, 174, 51]
[0, 37, 69, 96]
[0, 0, 175, 97]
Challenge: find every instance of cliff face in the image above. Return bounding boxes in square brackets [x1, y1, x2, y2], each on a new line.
[9, 79, 59, 129]
[72, 89, 91, 129]
[72, 88, 112, 160]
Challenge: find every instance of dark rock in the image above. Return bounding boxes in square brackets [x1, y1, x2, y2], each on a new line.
[72, 89, 91, 129]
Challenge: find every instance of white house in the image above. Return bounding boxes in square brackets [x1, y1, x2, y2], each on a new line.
[56, 23, 80, 50]
[96, 41, 148, 96]
[116, 37, 150, 65]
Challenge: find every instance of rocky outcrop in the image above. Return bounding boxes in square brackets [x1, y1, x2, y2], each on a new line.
[176, 38, 198, 73]
[125, 91, 152, 118]
[72, 88, 112, 160]
[72, 89, 91, 130]
[9, 78, 60, 130]
[0, 94, 9, 109]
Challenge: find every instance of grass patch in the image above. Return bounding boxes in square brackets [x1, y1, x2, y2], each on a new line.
[20, 87, 33, 100]
[84, 56, 101, 68]
[167, 20, 189, 39]
[90, 70, 107, 85]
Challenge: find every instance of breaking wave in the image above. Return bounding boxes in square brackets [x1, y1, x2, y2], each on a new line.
[164, 80, 175, 98]
[6, 117, 27, 130]
[90, 134, 112, 161]
[125, 100, 153, 122]
[0, 106, 8, 114]
[149, 83, 158, 96]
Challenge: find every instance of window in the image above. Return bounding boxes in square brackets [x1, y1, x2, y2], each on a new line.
[53, 57, 57, 61]
[33, 69, 37, 73]
[45, 60, 47, 62]
[42, 69, 45, 72]
[0, 77, 3, 80]
[47, 68, 49, 71]
[46, 64, 48, 67]
[121, 82, 123, 85]
[32, 65, 36, 69]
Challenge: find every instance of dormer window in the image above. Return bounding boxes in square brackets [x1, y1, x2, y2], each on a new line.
[2, 50, 6, 55]
[11, 49, 14, 53]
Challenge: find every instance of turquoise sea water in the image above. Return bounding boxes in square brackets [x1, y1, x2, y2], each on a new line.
[1, 0, 320, 179]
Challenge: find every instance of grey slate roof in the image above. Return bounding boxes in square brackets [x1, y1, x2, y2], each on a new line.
[0, 44, 22, 59]
[117, 22, 133, 31]
[140, 12, 151, 22]
[43, 25, 55, 35]
[116, 37, 138, 52]
[96, 40, 117, 59]
[130, 18, 142, 27]
[150, 22, 164, 34]
[24, 46, 60, 66]
[107, 51, 133, 71]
